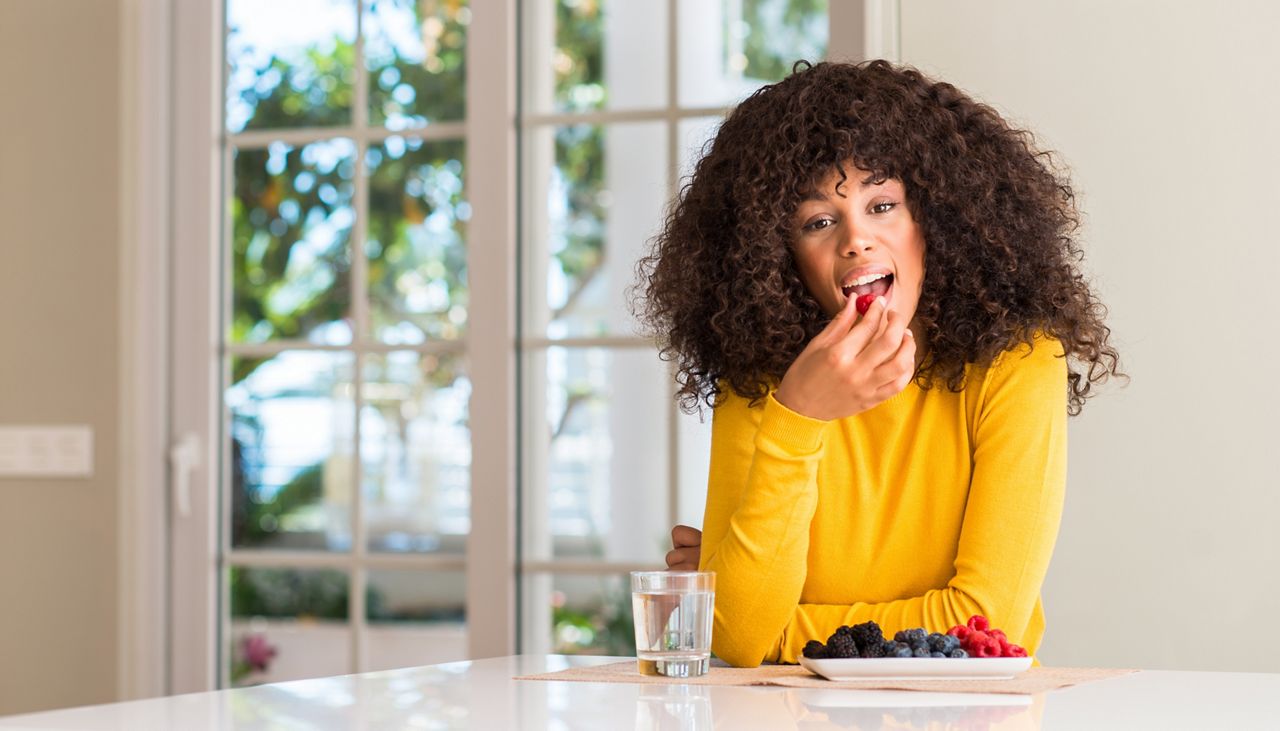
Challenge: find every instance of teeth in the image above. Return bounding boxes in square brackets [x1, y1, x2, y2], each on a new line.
[843, 272, 889, 289]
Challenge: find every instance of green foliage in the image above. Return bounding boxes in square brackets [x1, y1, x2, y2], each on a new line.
[553, 585, 636, 656]
[739, 0, 829, 81]
[230, 566, 351, 620]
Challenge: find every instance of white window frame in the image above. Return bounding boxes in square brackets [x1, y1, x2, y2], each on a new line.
[117, 0, 889, 696]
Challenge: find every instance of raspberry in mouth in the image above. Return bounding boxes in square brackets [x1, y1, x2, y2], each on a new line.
[842, 272, 893, 311]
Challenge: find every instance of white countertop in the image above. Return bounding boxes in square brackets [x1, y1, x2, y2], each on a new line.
[1, 655, 1276, 730]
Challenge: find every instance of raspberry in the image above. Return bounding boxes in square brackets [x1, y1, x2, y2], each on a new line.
[965, 632, 1002, 658]
[855, 293, 876, 315]
[849, 621, 885, 653]
[1005, 644, 1028, 658]
[802, 640, 828, 659]
[947, 625, 970, 641]
[967, 615, 990, 632]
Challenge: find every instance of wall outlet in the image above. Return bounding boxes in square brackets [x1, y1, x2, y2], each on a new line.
[0, 425, 94, 478]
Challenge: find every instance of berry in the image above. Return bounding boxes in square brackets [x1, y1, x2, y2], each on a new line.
[949, 648, 969, 658]
[849, 621, 885, 653]
[928, 633, 961, 655]
[859, 640, 887, 659]
[912, 647, 931, 658]
[827, 633, 860, 659]
[947, 625, 970, 641]
[1006, 644, 1028, 658]
[894, 628, 928, 649]
[930, 652, 946, 658]
[802, 640, 827, 659]
[889, 642, 913, 658]
[967, 615, 990, 632]
[855, 293, 876, 315]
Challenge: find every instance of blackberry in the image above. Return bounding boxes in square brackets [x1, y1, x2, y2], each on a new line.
[859, 640, 887, 659]
[948, 648, 969, 659]
[894, 628, 929, 649]
[928, 632, 961, 655]
[803, 640, 828, 659]
[849, 621, 885, 653]
[889, 642, 913, 658]
[912, 647, 931, 658]
[827, 633, 860, 659]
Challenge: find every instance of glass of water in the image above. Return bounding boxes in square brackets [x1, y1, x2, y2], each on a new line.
[630, 571, 715, 678]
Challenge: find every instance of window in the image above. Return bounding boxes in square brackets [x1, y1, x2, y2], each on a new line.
[518, 0, 829, 657]
[164, 0, 845, 690]
[219, 0, 475, 685]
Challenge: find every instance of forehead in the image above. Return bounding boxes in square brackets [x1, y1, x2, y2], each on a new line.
[802, 165, 900, 201]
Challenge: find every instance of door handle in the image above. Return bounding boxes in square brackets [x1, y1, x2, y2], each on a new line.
[169, 432, 202, 518]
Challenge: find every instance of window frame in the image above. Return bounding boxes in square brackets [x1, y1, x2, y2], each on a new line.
[124, 0, 882, 694]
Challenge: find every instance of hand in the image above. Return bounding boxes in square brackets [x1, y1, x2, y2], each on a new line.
[772, 295, 916, 421]
[665, 525, 702, 570]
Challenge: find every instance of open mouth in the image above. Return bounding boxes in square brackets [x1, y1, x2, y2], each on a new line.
[842, 272, 894, 305]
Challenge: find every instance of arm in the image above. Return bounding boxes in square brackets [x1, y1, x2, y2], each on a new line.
[697, 391, 830, 667]
[769, 336, 1069, 662]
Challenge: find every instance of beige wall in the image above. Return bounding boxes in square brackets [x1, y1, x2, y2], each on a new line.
[0, 0, 121, 715]
[900, 1, 1280, 671]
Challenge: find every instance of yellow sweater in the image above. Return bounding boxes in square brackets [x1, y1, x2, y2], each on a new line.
[698, 335, 1067, 666]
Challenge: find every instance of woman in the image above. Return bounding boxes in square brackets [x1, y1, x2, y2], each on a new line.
[635, 60, 1122, 667]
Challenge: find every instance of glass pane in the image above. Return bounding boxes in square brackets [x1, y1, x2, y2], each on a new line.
[366, 138, 468, 344]
[228, 351, 356, 551]
[678, 0, 828, 108]
[362, 352, 470, 553]
[367, 570, 467, 670]
[523, 573, 635, 656]
[522, 348, 670, 563]
[524, 0, 668, 115]
[227, 567, 350, 686]
[226, 0, 357, 133]
[677, 116, 722, 184]
[525, 123, 666, 338]
[365, 0, 468, 129]
[231, 139, 356, 345]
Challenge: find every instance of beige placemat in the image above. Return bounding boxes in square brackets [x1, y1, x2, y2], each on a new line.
[516, 660, 1136, 695]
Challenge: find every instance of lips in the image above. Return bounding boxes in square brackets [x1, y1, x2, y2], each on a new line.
[841, 272, 894, 306]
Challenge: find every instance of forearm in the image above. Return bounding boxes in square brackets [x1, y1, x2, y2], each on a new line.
[700, 394, 827, 667]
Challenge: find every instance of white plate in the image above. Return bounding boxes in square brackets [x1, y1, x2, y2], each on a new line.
[798, 656, 1033, 681]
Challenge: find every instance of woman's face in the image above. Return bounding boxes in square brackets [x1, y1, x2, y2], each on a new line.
[790, 163, 926, 326]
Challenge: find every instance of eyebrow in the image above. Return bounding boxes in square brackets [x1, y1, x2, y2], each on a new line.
[801, 173, 886, 202]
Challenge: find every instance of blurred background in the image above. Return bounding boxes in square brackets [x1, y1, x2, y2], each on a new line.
[1, 0, 1277, 717]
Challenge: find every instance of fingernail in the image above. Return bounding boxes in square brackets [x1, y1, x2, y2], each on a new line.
[875, 296, 886, 308]
[905, 328, 914, 338]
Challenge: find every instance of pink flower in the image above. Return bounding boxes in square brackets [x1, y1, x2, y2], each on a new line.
[242, 634, 277, 672]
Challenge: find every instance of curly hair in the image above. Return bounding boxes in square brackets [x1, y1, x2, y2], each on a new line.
[634, 60, 1122, 416]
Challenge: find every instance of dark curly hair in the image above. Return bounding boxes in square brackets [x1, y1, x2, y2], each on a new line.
[634, 60, 1122, 415]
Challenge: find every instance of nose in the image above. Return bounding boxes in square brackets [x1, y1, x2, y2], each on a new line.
[838, 224, 873, 258]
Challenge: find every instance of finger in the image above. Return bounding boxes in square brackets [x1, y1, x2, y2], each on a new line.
[860, 306, 909, 365]
[833, 295, 886, 351]
[837, 297, 895, 359]
[665, 547, 698, 569]
[871, 328, 916, 389]
[671, 524, 702, 549]
[820, 287, 862, 340]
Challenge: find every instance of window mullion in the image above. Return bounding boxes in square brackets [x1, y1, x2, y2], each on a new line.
[350, 0, 369, 675]
[465, 0, 520, 659]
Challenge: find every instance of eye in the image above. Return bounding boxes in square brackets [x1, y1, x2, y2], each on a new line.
[870, 201, 897, 214]
[802, 216, 836, 232]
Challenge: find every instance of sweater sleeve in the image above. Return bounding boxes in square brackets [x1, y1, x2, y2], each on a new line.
[697, 390, 830, 667]
[768, 336, 1069, 662]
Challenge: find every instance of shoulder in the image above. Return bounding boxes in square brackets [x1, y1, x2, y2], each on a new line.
[967, 332, 1068, 410]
